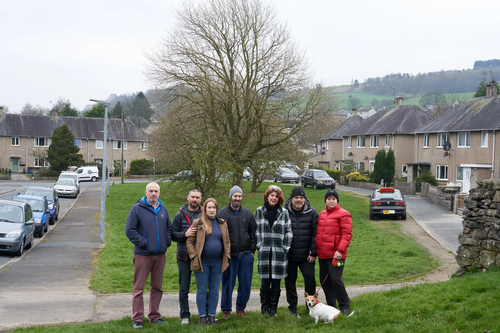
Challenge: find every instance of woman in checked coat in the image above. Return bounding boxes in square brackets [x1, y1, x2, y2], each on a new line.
[255, 185, 293, 317]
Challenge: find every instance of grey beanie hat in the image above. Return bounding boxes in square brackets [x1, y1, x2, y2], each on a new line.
[229, 185, 243, 198]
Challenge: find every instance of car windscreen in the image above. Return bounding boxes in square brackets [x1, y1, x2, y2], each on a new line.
[25, 189, 54, 201]
[280, 168, 294, 174]
[56, 179, 75, 186]
[313, 170, 329, 178]
[374, 192, 403, 200]
[0, 205, 23, 222]
[60, 174, 77, 181]
[14, 199, 44, 212]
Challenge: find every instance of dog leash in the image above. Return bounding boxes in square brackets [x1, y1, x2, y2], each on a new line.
[316, 259, 344, 294]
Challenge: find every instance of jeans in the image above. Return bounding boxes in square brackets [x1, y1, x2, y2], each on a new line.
[132, 253, 166, 323]
[194, 260, 223, 317]
[177, 259, 192, 319]
[319, 258, 350, 310]
[285, 259, 316, 309]
[221, 251, 254, 311]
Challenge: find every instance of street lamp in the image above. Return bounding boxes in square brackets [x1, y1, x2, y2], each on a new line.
[89, 98, 110, 245]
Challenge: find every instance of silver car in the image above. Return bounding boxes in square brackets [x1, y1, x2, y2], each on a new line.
[54, 178, 79, 198]
[274, 167, 300, 183]
[59, 171, 80, 192]
[0, 199, 35, 256]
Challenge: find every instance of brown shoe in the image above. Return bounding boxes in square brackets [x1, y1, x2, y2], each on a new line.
[236, 309, 247, 317]
[223, 311, 231, 319]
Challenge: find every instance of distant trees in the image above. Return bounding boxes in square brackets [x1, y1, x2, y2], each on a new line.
[419, 91, 447, 108]
[53, 98, 79, 117]
[20, 103, 46, 115]
[473, 77, 500, 97]
[83, 104, 105, 118]
[473, 59, 500, 69]
[47, 125, 85, 172]
[348, 96, 361, 109]
[127, 92, 154, 128]
[110, 101, 124, 118]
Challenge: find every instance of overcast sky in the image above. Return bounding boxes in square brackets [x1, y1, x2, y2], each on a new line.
[2, 0, 499, 113]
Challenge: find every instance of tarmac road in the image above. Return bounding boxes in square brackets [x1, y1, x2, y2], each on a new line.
[0, 180, 464, 331]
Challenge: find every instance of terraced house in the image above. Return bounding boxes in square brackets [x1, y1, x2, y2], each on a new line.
[0, 109, 149, 174]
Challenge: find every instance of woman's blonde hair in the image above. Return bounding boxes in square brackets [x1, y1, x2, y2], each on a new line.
[199, 198, 218, 235]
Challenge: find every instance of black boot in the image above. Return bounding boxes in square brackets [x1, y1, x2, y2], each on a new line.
[207, 315, 218, 325]
[200, 316, 207, 326]
[260, 289, 271, 316]
[269, 289, 281, 317]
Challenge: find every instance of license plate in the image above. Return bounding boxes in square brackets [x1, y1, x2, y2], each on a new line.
[383, 210, 395, 214]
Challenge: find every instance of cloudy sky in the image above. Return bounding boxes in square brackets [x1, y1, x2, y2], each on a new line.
[2, 0, 499, 112]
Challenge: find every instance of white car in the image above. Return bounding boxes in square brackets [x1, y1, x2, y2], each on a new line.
[77, 166, 99, 182]
[59, 171, 80, 192]
[54, 178, 79, 198]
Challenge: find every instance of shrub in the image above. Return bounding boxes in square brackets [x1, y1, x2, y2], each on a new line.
[323, 168, 343, 182]
[346, 171, 369, 182]
[36, 168, 59, 177]
[130, 159, 154, 175]
[415, 170, 438, 192]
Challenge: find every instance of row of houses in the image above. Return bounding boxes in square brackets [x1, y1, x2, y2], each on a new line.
[314, 82, 500, 194]
[0, 108, 149, 174]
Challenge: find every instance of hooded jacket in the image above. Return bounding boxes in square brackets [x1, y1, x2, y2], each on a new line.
[125, 197, 172, 256]
[285, 196, 318, 261]
[171, 203, 202, 261]
[316, 204, 352, 259]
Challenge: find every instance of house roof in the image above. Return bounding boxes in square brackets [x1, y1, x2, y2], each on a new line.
[0, 114, 147, 141]
[413, 95, 500, 133]
[348, 105, 434, 136]
[321, 115, 364, 141]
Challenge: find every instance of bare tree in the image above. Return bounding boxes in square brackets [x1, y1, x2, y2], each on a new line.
[146, 0, 333, 190]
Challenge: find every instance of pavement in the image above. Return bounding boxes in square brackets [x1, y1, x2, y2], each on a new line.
[0, 181, 464, 331]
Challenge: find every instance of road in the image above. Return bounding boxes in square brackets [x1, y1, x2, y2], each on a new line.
[0, 180, 99, 267]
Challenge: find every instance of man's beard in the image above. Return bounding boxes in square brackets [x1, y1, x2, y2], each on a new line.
[189, 202, 199, 210]
[231, 200, 241, 209]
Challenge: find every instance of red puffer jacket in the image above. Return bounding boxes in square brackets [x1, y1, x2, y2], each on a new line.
[316, 204, 352, 259]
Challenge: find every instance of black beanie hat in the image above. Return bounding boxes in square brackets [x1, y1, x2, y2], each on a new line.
[324, 189, 339, 202]
[290, 186, 306, 199]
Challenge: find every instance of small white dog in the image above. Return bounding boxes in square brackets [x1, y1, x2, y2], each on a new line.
[304, 291, 341, 324]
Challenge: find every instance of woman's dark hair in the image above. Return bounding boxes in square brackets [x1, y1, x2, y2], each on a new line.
[263, 185, 284, 206]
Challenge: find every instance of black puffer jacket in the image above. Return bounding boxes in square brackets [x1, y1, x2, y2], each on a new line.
[285, 196, 318, 261]
[217, 204, 257, 255]
[171, 203, 202, 261]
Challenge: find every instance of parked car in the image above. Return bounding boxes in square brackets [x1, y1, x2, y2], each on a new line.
[173, 170, 195, 181]
[77, 165, 99, 182]
[21, 187, 59, 225]
[301, 169, 336, 189]
[59, 171, 80, 193]
[12, 195, 50, 237]
[367, 187, 407, 220]
[274, 167, 300, 183]
[0, 199, 35, 256]
[54, 178, 79, 198]
[243, 169, 251, 181]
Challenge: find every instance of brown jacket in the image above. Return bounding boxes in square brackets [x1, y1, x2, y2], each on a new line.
[186, 216, 231, 272]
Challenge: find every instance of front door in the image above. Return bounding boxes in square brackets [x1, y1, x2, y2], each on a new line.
[462, 167, 471, 194]
[11, 158, 19, 173]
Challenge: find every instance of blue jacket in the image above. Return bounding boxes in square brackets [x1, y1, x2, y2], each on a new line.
[126, 197, 172, 256]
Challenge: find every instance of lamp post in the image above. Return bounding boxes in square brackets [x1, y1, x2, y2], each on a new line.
[90, 99, 110, 245]
[390, 86, 396, 101]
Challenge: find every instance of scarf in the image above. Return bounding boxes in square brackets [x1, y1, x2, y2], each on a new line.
[264, 202, 280, 227]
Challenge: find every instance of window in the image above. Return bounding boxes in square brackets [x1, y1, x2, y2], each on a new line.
[141, 141, 148, 150]
[370, 135, 379, 148]
[423, 134, 429, 148]
[456, 166, 464, 181]
[34, 157, 49, 167]
[437, 133, 449, 147]
[34, 137, 50, 147]
[94, 158, 103, 164]
[357, 136, 365, 148]
[481, 131, 488, 147]
[436, 165, 448, 180]
[385, 135, 390, 147]
[113, 140, 128, 150]
[356, 162, 365, 170]
[12, 137, 20, 146]
[347, 137, 352, 148]
[74, 139, 82, 148]
[457, 132, 470, 147]
[95, 140, 103, 149]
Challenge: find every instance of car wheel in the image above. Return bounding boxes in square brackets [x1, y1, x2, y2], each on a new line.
[295, 180, 299, 184]
[44, 222, 48, 233]
[274, 177, 277, 183]
[369, 213, 374, 220]
[25, 235, 33, 250]
[401, 214, 407, 220]
[55, 209, 59, 221]
[301, 180, 306, 187]
[91, 176, 97, 182]
[14, 238, 25, 256]
[313, 183, 318, 190]
[49, 216, 55, 225]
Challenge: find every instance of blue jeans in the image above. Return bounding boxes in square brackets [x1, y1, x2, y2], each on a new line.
[177, 259, 192, 319]
[194, 260, 223, 317]
[221, 251, 254, 311]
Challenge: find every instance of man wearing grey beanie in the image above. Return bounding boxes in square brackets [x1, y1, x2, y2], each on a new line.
[217, 185, 257, 319]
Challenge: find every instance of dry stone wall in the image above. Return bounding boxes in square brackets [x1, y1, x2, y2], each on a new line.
[456, 179, 500, 274]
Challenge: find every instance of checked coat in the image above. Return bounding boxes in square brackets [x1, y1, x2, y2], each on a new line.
[255, 205, 293, 279]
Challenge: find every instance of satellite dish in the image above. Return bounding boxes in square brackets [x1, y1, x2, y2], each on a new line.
[443, 141, 451, 151]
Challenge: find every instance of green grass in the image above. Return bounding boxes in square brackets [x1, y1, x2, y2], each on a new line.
[11, 267, 500, 333]
[89, 181, 437, 294]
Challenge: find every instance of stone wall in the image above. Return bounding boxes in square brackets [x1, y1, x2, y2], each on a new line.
[421, 183, 452, 211]
[348, 181, 380, 191]
[395, 181, 416, 195]
[456, 179, 500, 274]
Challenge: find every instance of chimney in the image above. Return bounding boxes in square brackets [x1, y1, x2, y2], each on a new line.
[51, 107, 59, 117]
[395, 96, 404, 107]
[486, 81, 498, 98]
[351, 108, 357, 116]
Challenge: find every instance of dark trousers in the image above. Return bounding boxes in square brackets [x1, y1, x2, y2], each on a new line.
[318, 258, 350, 311]
[261, 278, 281, 290]
[221, 252, 254, 311]
[285, 259, 316, 310]
[177, 258, 192, 319]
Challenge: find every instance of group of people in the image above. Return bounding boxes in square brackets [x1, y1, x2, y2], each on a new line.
[125, 181, 353, 329]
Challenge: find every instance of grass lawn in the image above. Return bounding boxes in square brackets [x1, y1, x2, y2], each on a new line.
[11, 267, 500, 333]
[89, 181, 438, 294]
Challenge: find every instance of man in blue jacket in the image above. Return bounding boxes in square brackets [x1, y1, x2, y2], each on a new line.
[126, 182, 172, 329]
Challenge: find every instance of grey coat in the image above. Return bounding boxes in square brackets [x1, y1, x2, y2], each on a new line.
[255, 205, 293, 279]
